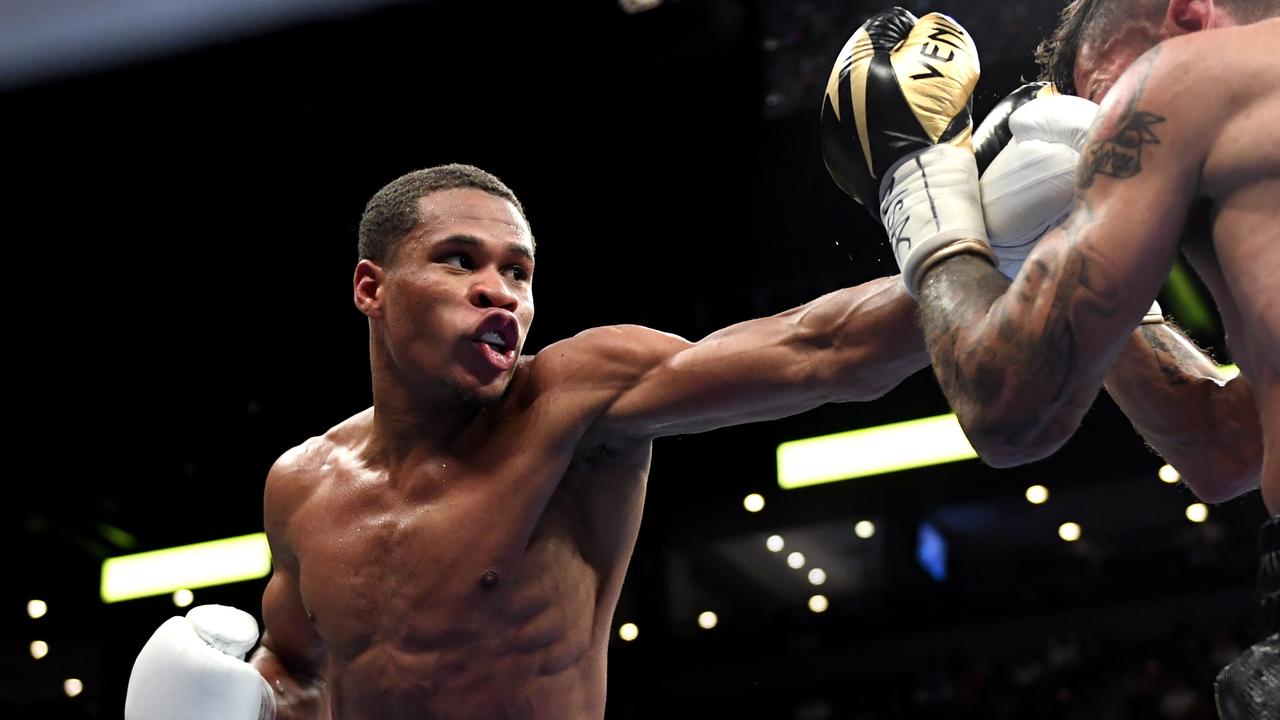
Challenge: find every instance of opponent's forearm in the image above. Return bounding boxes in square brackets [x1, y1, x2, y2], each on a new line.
[250, 646, 328, 720]
[918, 253, 1118, 466]
[1105, 323, 1262, 501]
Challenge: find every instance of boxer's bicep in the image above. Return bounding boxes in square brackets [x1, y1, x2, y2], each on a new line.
[1015, 42, 1202, 381]
[254, 453, 328, 702]
[257, 563, 326, 678]
[252, 563, 329, 718]
[589, 319, 818, 439]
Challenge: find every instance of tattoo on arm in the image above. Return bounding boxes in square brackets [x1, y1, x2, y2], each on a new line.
[1079, 47, 1167, 189]
[921, 197, 1127, 450]
[1138, 323, 1193, 386]
[919, 46, 1177, 452]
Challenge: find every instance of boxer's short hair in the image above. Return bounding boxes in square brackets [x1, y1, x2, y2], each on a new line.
[358, 164, 529, 264]
[1036, 0, 1280, 96]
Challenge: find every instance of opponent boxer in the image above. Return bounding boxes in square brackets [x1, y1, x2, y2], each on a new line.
[819, 5, 1277, 716]
[973, 81, 1263, 504]
[125, 164, 936, 720]
[1037, 1, 1279, 713]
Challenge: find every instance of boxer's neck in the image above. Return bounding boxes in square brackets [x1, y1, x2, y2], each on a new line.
[368, 412, 472, 468]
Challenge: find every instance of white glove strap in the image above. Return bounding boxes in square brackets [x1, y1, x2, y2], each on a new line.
[1143, 299, 1164, 324]
[879, 144, 994, 295]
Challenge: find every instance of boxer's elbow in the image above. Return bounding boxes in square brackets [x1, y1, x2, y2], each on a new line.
[959, 403, 1077, 469]
[1166, 445, 1261, 504]
[250, 644, 327, 720]
[1149, 381, 1263, 503]
[966, 430, 1062, 469]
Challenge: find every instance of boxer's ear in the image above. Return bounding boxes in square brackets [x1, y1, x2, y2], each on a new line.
[354, 259, 385, 319]
[1163, 0, 1215, 35]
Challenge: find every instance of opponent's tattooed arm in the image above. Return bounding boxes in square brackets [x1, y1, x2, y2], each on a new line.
[1105, 322, 1262, 501]
[915, 45, 1206, 466]
[1079, 70, 1166, 189]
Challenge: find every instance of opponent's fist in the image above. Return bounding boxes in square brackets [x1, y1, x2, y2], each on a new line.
[125, 604, 276, 720]
[974, 82, 1096, 277]
[821, 7, 993, 294]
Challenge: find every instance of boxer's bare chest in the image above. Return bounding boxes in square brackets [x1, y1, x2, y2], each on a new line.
[280, 406, 651, 716]
[290, 428, 582, 653]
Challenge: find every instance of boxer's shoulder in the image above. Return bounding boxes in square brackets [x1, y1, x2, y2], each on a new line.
[264, 418, 363, 522]
[518, 325, 689, 399]
[1150, 22, 1278, 99]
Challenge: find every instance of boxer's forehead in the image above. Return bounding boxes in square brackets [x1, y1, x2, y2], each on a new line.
[1074, 30, 1156, 102]
[413, 188, 534, 253]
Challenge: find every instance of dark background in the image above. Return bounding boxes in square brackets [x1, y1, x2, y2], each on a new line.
[3, 1, 1266, 717]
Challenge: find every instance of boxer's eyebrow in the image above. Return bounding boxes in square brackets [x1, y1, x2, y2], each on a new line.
[436, 235, 534, 261]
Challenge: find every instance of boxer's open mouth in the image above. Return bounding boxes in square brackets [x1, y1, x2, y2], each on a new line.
[478, 330, 508, 352]
[470, 314, 519, 370]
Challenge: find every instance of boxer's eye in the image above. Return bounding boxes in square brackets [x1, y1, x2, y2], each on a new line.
[441, 253, 473, 270]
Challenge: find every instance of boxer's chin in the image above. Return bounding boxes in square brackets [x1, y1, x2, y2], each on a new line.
[445, 376, 508, 410]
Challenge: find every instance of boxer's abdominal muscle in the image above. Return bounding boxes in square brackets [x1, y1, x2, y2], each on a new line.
[284, 445, 633, 719]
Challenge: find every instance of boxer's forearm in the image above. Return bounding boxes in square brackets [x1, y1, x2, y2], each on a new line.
[918, 253, 1118, 467]
[792, 274, 930, 403]
[250, 646, 328, 720]
[1105, 323, 1262, 501]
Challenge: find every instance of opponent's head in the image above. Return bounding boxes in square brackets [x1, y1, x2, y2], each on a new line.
[354, 164, 535, 407]
[1036, 0, 1278, 101]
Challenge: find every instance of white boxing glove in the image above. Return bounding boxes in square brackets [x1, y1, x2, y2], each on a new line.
[976, 87, 1164, 323]
[979, 91, 1098, 278]
[125, 604, 276, 720]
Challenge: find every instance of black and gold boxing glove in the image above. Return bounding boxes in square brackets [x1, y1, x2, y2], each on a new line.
[820, 7, 993, 295]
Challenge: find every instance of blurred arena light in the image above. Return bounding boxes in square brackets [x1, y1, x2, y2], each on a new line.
[1159, 464, 1181, 484]
[64, 678, 83, 698]
[776, 414, 977, 489]
[916, 522, 948, 582]
[173, 589, 195, 608]
[101, 532, 271, 603]
[1162, 261, 1217, 336]
[808, 595, 828, 613]
[30, 641, 49, 660]
[786, 552, 806, 569]
[619, 0, 663, 13]
[0, 0, 394, 91]
[766, 534, 785, 552]
[1025, 485, 1049, 505]
[27, 599, 48, 619]
[618, 623, 639, 641]
[697, 611, 718, 629]
[1059, 522, 1082, 542]
[854, 520, 876, 539]
[1186, 503, 1209, 523]
[743, 493, 765, 513]
[807, 568, 826, 586]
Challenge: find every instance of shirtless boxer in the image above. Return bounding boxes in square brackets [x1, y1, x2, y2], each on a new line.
[972, 80, 1263, 504]
[817, 3, 1277, 715]
[124, 164, 933, 720]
